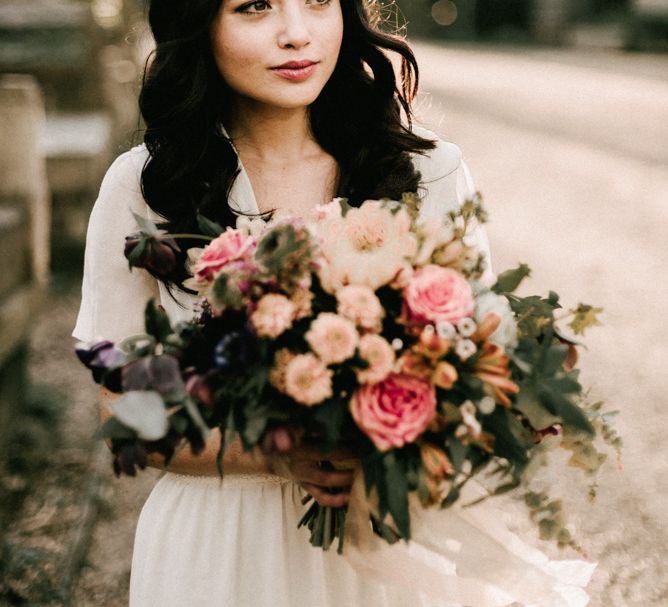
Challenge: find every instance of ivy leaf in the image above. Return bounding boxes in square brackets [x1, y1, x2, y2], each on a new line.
[311, 398, 347, 452]
[108, 390, 169, 441]
[568, 304, 603, 336]
[492, 264, 531, 294]
[197, 213, 225, 237]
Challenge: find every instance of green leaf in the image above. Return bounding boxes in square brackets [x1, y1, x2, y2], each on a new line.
[196, 213, 225, 237]
[568, 304, 603, 336]
[446, 438, 468, 473]
[145, 300, 173, 344]
[383, 453, 410, 539]
[126, 237, 148, 269]
[537, 386, 594, 434]
[108, 390, 169, 441]
[338, 198, 353, 217]
[492, 264, 531, 294]
[131, 211, 160, 236]
[311, 398, 346, 452]
[441, 484, 461, 508]
[94, 417, 136, 440]
[482, 408, 532, 463]
[182, 397, 212, 441]
[514, 389, 561, 430]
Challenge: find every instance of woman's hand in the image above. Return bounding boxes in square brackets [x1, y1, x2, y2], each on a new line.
[270, 444, 357, 508]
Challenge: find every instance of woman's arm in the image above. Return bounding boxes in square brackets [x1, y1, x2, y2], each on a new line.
[99, 387, 353, 506]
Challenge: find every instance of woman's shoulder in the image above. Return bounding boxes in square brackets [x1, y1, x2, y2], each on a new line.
[410, 125, 463, 184]
[102, 143, 149, 193]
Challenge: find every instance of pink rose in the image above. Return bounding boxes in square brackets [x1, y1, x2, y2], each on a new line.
[403, 265, 474, 327]
[193, 228, 255, 282]
[350, 373, 437, 451]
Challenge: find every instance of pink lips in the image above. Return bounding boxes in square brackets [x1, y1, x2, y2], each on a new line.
[271, 60, 319, 82]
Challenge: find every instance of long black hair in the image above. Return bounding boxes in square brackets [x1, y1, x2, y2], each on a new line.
[139, 0, 435, 286]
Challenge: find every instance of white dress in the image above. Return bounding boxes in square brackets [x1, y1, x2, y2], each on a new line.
[73, 127, 595, 607]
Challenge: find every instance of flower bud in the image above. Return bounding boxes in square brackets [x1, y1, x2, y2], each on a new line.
[124, 233, 179, 279]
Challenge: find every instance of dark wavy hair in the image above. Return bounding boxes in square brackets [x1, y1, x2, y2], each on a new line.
[139, 0, 436, 287]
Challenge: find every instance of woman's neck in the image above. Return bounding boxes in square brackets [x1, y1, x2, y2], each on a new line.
[225, 101, 321, 164]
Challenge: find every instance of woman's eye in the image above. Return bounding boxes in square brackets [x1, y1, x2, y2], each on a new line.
[306, 0, 332, 5]
[238, 0, 270, 14]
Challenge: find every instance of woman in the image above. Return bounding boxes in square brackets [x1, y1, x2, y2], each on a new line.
[73, 0, 594, 605]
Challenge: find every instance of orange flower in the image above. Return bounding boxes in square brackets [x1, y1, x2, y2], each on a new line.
[473, 342, 519, 407]
[472, 312, 501, 343]
[433, 361, 458, 390]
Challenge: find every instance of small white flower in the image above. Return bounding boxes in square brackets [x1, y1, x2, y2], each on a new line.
[459, 400, 482, 439]
[457, 317, 477, 338]
[478, 396, 496, 415]
[423, 324, 435, 337]
[455, 338, 477, 360]
[436, 320, 456, 340]
[475, 291, 518, 350]
[391, 338, 404, 351]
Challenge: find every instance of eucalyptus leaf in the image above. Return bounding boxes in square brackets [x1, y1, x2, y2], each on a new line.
[108, 390, 169, 441]
[197, 213, 225, 237]
[95, 417, 136, 440]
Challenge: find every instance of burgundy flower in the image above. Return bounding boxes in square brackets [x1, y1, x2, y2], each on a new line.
[124, 232, 180, 279]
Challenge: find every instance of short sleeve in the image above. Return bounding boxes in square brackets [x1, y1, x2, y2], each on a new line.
[411, 126, 495, 285]
[72, 146, 161, 343]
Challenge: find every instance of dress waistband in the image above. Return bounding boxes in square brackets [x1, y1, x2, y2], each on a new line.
[160, 471, 291, 487]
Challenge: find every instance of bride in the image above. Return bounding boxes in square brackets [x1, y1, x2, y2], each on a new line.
[73, 0, 595, 605]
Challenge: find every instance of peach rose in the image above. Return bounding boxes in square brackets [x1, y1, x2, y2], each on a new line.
[250, 294, 295, 338]
[305, 313, 359, 365]
[284, 353, 333, 406]
[336, 285, 384, 332]
[350, 373, 437, 451]
[193, 228, 255, 283]
[355, 334, 395, 384]
[403, 265, 474, 327]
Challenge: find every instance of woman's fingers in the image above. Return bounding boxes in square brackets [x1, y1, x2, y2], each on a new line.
[301, 483, 350, 508]
[290, 459, 355, 487]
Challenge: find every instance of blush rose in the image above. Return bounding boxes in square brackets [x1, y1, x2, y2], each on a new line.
[403, 265, 474, 327]
[193, 228, 255, 283]
[350, 373, 437, 451]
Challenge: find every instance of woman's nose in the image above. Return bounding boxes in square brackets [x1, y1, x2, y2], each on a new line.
[277, 6, 312, 49]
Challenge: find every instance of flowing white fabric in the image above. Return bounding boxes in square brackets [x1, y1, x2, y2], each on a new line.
[73, 126, 595, 606]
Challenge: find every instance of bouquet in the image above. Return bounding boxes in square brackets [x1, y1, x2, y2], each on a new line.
[77, 193, 620, 553]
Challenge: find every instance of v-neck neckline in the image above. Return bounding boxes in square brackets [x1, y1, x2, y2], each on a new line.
[219, 123, 262, 216]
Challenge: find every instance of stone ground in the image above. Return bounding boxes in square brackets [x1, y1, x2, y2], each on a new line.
[2, 42, 667, 606]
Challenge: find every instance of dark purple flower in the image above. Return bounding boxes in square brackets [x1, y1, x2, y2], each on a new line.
[214, 330, 256, 372]
[124, 232, 180, 279]
[76, 341, 126, 383]
[185, 373, 217, 408]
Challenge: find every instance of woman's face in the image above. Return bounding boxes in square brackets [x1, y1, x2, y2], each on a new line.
[211, 0, 344, 110]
